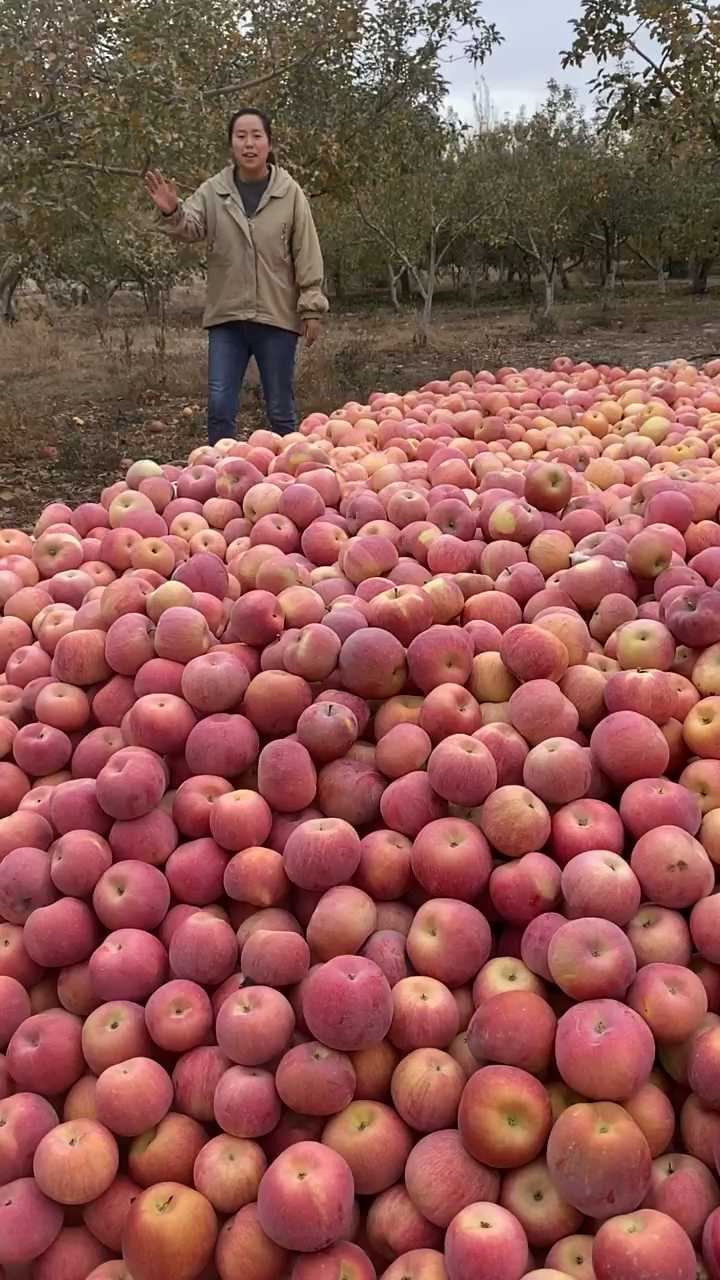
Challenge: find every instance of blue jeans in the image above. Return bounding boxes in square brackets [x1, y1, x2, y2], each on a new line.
[207, 321, 299, 445]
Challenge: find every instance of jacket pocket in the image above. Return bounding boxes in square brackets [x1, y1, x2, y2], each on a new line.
[207, 237, 232, 265]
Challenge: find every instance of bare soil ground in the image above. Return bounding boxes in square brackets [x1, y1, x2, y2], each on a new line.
[2, 278, 720, 530]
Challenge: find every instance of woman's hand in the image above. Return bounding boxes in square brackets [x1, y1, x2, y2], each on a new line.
[143, 170, 179, 216]
[302, 318, 321, 348]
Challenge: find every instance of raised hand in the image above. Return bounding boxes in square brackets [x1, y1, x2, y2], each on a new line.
[143, 170, 179, 215]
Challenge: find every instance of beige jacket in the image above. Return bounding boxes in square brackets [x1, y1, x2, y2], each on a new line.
[155, 165, 328, 333]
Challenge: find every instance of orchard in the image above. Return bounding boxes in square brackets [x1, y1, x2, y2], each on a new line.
[6, 356, 720, 1280]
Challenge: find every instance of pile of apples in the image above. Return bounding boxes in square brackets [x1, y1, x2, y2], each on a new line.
[6, 357, 720, 1280]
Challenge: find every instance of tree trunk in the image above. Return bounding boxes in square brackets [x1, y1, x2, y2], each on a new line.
[144, 282, 163, 319]
[85, 279, 119, 318]
[331, 269, 345, 305]
[400, 268, 412, 302]
[542, 268, 556, 316]
[468, 264, 479, 308]
[656, 257, 667, 294]
[603, 259, 618, 307]
[0, 260, 21, 323]
[602, 226, 619, 307]
[387, 263, 402, 314]
[690, 257, 712, 294]
[413, 250, 436, 348]
[559, 263, 571, 292]
[414, 289, 433, 347]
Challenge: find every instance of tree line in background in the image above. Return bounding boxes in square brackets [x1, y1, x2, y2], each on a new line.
[1, 0, 720, 344]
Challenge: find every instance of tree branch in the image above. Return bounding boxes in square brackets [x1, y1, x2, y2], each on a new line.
[199, 39, 327, 102]
[613, 32, 720, 148]
[58, 160, 142, 178]
[354, 195, 429, 299]
[435, 202, 499, 268]
[0, 109, 62, 141]
[338, 85, 414, 151]
[354, 197, 413, 270]
[58, 160, 196, 191]
[508, 232, 553, 276]
[625, 37, 680, 97]
[565, 250, 585, 272]
[625, 240, 659, 272]
[1, 42, 326, 146]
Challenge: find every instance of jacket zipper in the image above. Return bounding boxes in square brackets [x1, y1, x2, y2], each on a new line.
[247, 219, 259, 313]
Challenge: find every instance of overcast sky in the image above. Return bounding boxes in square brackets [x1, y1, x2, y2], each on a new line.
[445, 0, 595, 121]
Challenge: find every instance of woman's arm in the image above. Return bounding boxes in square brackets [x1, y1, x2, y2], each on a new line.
[291, 190, 329, 321]
[144, 170, 208, 244]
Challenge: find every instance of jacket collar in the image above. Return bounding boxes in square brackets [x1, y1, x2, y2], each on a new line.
[211, 164, 293, 204]
[210, 165, 291, 240]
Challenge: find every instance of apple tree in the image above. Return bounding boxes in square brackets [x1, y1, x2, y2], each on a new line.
[497, 86, 591, 315]
[0, 0, 501, 307]
[352, 110, 501, 343]
[565, 1, 720, 149]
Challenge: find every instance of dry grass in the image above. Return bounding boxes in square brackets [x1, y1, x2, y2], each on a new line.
[2, 277, 720, 529]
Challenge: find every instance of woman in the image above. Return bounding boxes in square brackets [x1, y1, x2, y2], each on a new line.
[144, 107, 328, 445]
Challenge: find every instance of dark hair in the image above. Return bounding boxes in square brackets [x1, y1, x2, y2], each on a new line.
[227, 108, 276, 165]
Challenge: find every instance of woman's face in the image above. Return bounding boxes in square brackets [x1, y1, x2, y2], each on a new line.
[231, 115, 271, 176]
